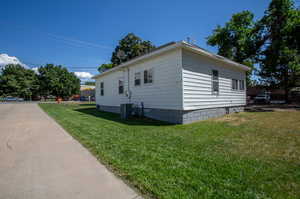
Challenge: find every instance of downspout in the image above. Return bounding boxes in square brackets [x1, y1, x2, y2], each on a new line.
[127, 67, 131, 103]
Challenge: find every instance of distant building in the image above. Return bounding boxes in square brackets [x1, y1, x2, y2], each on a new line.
[80, 85, 95, 101]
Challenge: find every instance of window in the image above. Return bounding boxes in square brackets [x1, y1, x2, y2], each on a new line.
[239, 80, 245, 90]
[232, 79, 238, 90]
[118, 78, 124, 94]
[144, 68, 153, 84]
[100, 82, 104, 96]
[212, 70, 219, 93]
[134, 72, 141, 86]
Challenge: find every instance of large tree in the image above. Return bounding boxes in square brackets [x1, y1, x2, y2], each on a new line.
[207, 0, 300, 102]
[98, 33, 155, 72]
[207, 11, 264, 85]
[38, 64, 80, 99]
[258, 0, 300, 102]
[0, 64, 39, 99]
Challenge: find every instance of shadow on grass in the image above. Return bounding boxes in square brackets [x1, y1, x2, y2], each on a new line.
[79, 103, 96, 106]
[245, 104, 300, 112]
[75, 107, 173, 126]
[245, 107, 274, 112]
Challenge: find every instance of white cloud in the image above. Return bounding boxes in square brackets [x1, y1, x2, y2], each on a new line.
[0, 54, 28, 69]
[31, 67, 39, 74]
[74, 72, 93, 79]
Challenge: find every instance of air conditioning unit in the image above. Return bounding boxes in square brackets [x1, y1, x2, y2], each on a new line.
[120, 103, 133, 119]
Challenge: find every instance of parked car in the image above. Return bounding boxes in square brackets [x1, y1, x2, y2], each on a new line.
[254, 92, 271, 104]
[3, 97, 24, 102]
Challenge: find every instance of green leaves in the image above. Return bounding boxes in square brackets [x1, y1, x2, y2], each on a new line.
[0, 64, 39, 99]
[38, 64, 80, 98]
[98, 63, 114, 73]
[0, 64, 80, 99]
[207, 0, 300, 94]
[98, 33, 155, 72]
[258, 0, 300, 100]
[207, 11, 258, 85]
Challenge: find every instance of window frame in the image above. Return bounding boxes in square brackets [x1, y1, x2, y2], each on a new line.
[232, 79, 238, 91]
[239, 80, 245, 91]
[144, 68, 153, 84]
[134, 72, 141, 86]
[211, 70, 219, 94]
[118, 78, 124, 94]
[100, 82, 104, 96]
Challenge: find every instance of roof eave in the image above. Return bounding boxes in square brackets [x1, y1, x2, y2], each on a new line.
[92, 42, 180, 79]
[92, 41, 251, 79]
[180, 41, 251, 71]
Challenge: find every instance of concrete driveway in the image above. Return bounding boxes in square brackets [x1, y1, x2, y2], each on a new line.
[0, 103, 141, 199]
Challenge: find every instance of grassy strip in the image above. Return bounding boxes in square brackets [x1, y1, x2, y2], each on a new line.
[39, 103, 300, 199]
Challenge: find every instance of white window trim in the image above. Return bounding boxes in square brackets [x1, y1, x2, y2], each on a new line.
[118, 77, 124, 95]
[143, 68, 154, 85]
[100, 82, 104, 96]
[134, 72, 142, 87]
[239, 80, 245, 91]
[211, 70, 219, 95]
[232, 79, 238, 91]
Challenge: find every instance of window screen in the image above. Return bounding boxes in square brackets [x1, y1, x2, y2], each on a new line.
[134, 72, 141, 86]
[100, 82, 104, 96]
[144, 69, 153, 84]
[239, 80, 245, 90]
[232, 79, 238, 90]
[118, 79, 124, 94]
[212, 70, 219, 93]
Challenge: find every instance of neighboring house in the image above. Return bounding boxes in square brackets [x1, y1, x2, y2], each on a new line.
[80, 85, 95, 101]
[93, 41, 250, 124]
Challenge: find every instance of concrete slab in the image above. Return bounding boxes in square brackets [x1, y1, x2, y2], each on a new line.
[0, 104, 141, 199]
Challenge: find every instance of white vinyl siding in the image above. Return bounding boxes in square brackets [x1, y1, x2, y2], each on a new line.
[95, 70, 128, 106]
[95, 49, 182, 110]
[95, 47, 247, 112]
[182, 49, 246, 110]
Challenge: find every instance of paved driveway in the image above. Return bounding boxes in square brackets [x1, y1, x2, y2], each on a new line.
[0, 103, 141, 199]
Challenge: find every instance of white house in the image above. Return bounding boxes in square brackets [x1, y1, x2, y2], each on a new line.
[92, 41, 250, 124]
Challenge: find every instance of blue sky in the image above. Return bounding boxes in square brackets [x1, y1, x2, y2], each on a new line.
[0, 0, 271, 80]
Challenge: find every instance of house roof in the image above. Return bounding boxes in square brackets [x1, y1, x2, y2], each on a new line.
[92, 41, 251, 79]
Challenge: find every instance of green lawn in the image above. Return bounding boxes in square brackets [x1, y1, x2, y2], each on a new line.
[39, 103, 300, 199]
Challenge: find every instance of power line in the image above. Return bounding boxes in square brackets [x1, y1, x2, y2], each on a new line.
[23, 61, 99, 71]
[0, 20, 112, 50]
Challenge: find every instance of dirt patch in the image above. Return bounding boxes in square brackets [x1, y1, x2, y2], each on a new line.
[272, 108, 299, 112]
[212, 114, 247, 126]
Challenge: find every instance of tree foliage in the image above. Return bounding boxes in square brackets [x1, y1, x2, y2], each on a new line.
[38, 64, 80, 98]
[98, 63, 114, 73]
[84, 81, 96, 86]
[258, 0, 300, 101]
[0, 64, 80, 99]
[207, 11, 258, 62]
[207, 0, 300, 99]
[98, 33, 155, 72]
[207, 11, 263, 85]
[0, 64, 39, 99]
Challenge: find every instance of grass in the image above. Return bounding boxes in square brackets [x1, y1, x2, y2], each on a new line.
[39, 103, 300, 199]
